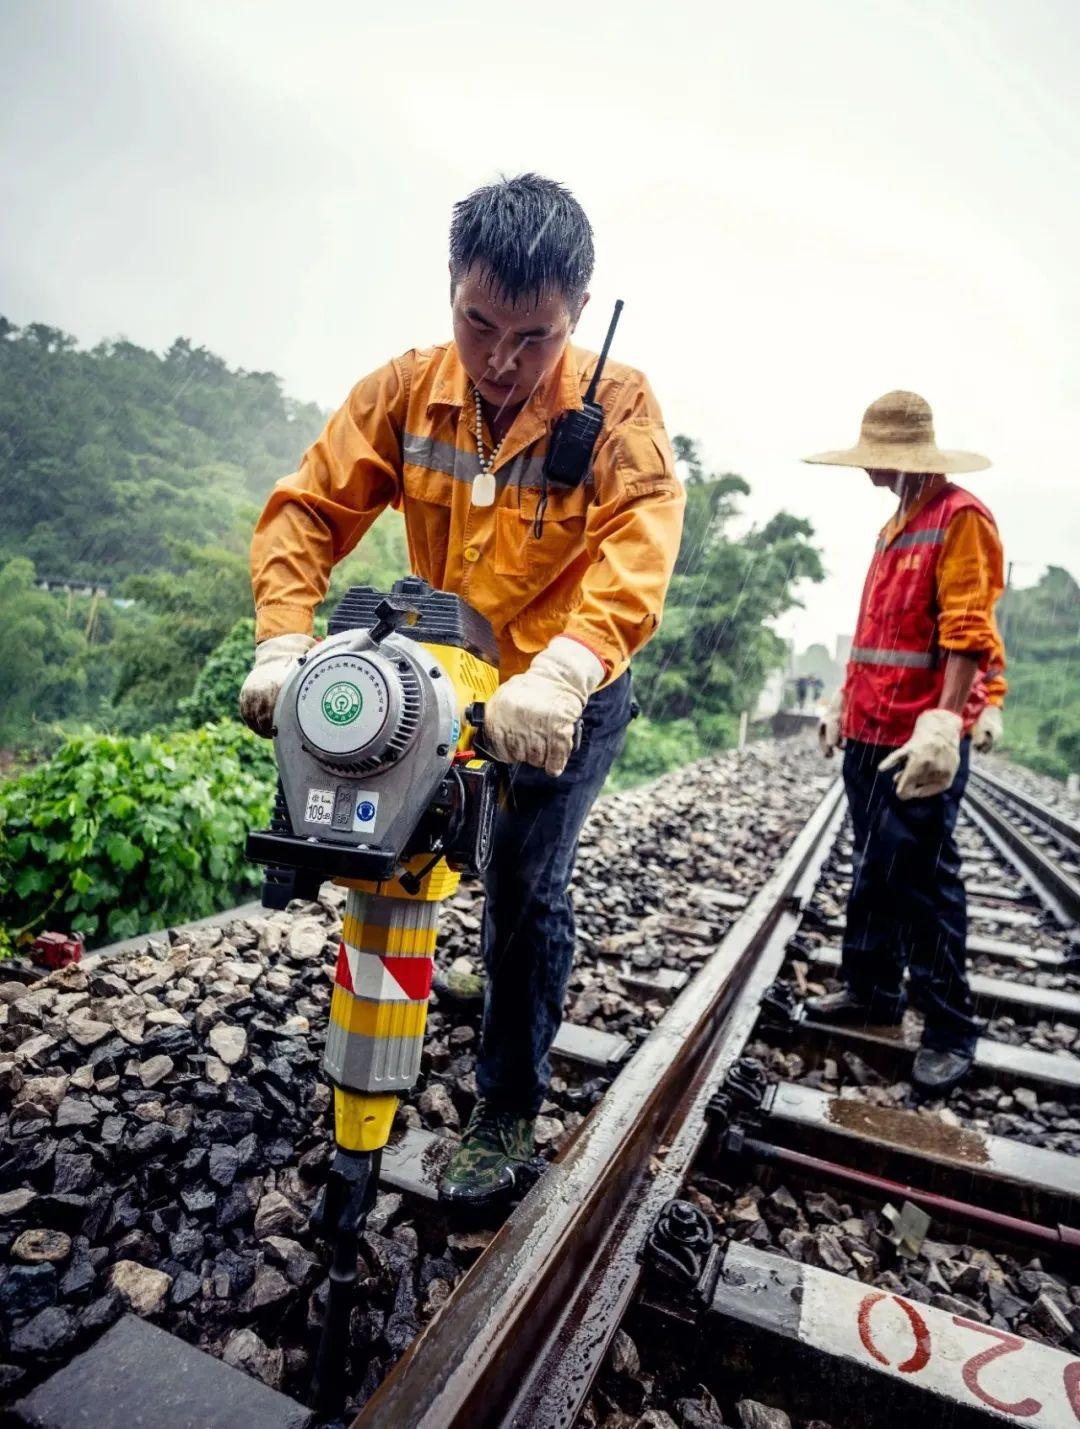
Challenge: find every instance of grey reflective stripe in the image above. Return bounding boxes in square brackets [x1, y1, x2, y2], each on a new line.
[402, 432, 460, 478]
[500, 451, 551, 490]
[875, 527, 947, 552]
[850, 646, 936, 669]
[402, 432, 551, 490]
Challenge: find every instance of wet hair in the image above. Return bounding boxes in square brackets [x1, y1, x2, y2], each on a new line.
[449, 173, 594, 312]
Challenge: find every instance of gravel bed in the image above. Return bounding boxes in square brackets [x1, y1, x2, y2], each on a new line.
[576, 758, 1080, 1429]
[972, 956, 1080, 990]
[809, 820, 1074, 959]
[682, 1172, 1080, 1354]
[580, 1316, 838, 1429]
[0, 737, 829, 1415]
[768, 813, 1080, 1155]
[747, 1033, 1080, 1156]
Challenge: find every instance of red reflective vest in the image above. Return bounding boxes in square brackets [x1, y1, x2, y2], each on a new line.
[844, 483, 996, 747]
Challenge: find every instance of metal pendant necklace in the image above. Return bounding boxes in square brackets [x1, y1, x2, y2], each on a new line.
[471, 388, 503, 507]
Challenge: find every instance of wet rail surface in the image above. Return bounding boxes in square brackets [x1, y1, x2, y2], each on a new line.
[610, 775, 1080, 1429]
[6, 745, 1078, 1429]
[352, 779, 847, 1428]
[357, 761, 1080, 1429]
[0, 742, 829, 1425]
[966, 766, 1080, 926]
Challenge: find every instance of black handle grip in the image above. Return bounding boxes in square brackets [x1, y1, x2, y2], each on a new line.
[465, 702, 583, 755]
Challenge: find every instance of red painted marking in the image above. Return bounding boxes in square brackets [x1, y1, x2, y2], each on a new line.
[857, 1293, 890, 1366]
[951, 1318, 1042, 1417]
[894, 1300, 931, 1374]
[333, 942, 354, 993]
[1063, 1358, 1080, 1419]
[857, 1293, 930, 1374]
[381, 955, 433, 1001]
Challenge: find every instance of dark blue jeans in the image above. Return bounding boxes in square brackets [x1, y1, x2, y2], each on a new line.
[476, 672, 634, 1116]
[841, 738, 981, 1055]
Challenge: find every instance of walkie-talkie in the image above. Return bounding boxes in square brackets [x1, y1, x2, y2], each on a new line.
[542, 298, 624, 489]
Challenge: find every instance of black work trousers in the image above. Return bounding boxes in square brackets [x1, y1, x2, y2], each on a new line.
[840, 738, 981, 1055]
[476, 673, 634, 1117]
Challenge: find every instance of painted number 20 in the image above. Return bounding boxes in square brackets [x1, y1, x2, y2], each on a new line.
[857, 1291, 1080, 1419]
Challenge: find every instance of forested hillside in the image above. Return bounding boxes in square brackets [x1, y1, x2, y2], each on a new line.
[996, 566, 1080, 779]
[0, 319, 407, 747]
[0, 319, 826, 948]
[614, 436, 824, 783]
[0, 318, 326, 581]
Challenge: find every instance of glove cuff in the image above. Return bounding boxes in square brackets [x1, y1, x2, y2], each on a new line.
[917, 707, 964, 737]
[533, 636, 606, 700]
[254, 633, 316, 666]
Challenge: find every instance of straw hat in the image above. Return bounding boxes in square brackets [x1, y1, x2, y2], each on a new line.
[803, 391, 990, 474]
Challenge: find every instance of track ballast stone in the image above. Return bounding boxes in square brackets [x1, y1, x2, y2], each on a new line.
[0, 738, 827, 1413]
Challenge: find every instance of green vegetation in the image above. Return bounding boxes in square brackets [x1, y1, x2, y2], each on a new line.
[112, 543, 255, 734]
[0, 318, 325, 583]
[0, 319, 413, 949]
[0, 320, 826, 946]
[0, 317, 325, 752]
[0, 318, 411, 752]
[612, 437, 824, 787]
[996, 566, 1080, 780]
[0, 723, 276, 953]
[0, 558, 103, 751]
[180, 618, 259, 727]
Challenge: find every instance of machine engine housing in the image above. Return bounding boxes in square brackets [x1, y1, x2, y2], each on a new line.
[246, 578, 500, 902]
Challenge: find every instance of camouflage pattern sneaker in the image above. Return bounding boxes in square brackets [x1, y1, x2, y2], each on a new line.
[431, 966, 487, 1006]
[438, 1099, 535, 1206]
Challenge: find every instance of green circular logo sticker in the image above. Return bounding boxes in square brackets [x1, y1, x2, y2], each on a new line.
[322, 681, 363, 726]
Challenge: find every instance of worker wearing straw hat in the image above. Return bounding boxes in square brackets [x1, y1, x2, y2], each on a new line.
[805, 391, 1007, 1096]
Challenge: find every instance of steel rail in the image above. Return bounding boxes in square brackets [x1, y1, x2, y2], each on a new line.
[965, 783, 1080, 926]
[351, 778, 846, 1429]
[970, 765, 1080, 851]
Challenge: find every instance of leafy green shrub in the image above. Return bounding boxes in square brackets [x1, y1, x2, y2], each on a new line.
[109, 544, 254, 734]
[181, 617, 255, 726]
[994, 567, 1080, 783]
[1055, 714, 1080, 770]
[610, 716, 702, 790]
[0, 557, 115, 755]
[0, 721, 276, 950]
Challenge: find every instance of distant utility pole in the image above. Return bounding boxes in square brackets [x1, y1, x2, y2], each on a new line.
[999, 560, 1015, 644]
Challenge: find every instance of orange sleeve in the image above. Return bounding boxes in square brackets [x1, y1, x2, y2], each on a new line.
[984, 621, 1008, 706]
[936, 508, 1007, 685]
[250, 356, 411, 641]
[562, 374, 685, 680]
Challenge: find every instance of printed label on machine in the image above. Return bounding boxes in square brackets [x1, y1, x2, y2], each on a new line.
[304, 787, 335, 826]
[352, 792, 380, 833]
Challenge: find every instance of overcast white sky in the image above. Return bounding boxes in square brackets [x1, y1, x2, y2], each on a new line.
[2, 0, 1077, 653]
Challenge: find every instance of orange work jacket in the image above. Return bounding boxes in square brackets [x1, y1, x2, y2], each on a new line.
[844, 480, 1006, 746]
[251, 343, 685, 684]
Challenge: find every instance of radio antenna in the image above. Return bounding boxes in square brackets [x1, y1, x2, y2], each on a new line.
[584, 299, 624, 404]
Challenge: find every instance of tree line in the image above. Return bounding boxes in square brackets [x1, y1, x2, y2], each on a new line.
[0, 319, 825, 948]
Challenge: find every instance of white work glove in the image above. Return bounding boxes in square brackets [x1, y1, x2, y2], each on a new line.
[238, 633, 316, 737]
[819, 690, 844, 758]
[483, 636, 605, 777]
[971, 704, 1003, 753]
[879, 708, 962, 801]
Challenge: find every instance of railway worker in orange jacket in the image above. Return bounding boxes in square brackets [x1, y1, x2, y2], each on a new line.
[239, 174, 685, 1205]
[807, 392, 1007, 1096]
